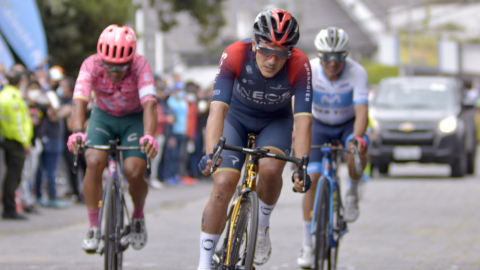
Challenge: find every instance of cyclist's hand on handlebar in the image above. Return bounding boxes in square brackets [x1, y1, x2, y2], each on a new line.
[67, 132, 86, 154]
[198, 153, 223, 176]
[347, 138, 367, 155]
[139, 134, 158, 159]
[292, 171, 312, 193]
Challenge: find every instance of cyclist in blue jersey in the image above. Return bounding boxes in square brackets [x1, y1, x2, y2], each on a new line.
[297, 27, 370, 268]
[196, 8, 313, 270]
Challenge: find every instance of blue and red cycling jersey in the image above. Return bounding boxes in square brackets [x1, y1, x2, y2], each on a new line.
[212, 40, 313, 118]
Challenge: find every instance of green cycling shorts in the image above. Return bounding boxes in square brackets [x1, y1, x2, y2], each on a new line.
[85, 107, 146, 160]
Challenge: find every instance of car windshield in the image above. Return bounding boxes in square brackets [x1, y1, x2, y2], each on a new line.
[374, 81, 455, 109]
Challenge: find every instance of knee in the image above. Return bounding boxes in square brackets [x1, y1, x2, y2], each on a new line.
[124, 165, 145, 181]
[259, 162, 283, 183]
[211, 178, 236, 204]
[86, 155, 105, 172]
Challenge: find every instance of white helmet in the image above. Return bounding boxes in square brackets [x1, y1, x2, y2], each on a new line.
[314, 27, 349, 52]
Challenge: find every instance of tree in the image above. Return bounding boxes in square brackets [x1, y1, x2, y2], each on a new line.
[153, 0, 225, 46]
[36, 0, 134, 76]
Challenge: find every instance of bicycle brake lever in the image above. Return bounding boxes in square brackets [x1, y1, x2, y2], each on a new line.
[73, 136, 82, 174]
[144, 140, 151, 174]
[301, 154, 309, 193]
[210, 137, 226, 174]
[353, 143, 363, 176]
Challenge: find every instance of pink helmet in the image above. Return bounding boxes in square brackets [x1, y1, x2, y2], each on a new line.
[97, 25, 137, 64]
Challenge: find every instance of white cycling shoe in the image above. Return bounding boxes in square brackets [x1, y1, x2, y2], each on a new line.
[82, 227, 100, 253]
[297, 245, 314, 269]
[131, 218, 147, 250]
[343, 195, 359, 222]
[254, 226, 272, 265]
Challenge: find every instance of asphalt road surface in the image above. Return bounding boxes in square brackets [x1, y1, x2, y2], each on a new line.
[1, 157, 480, 270]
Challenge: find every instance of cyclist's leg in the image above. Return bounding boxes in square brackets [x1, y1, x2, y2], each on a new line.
[298, 118, 331, 267]
[120, 112, 149, 250]
[341, 118, 368, 222]
[253, 116, 293, 265]
[82, 108, 112, 251]
[198, 115, 247, 269]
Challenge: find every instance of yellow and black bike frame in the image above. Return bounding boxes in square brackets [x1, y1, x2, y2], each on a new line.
[225, 134, 258, 265]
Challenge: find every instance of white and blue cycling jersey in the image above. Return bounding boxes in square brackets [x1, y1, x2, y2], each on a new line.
[310, 57, 369, 125]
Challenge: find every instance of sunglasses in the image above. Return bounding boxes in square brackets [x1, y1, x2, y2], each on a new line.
[318, 52, 347, 63]
[101, 61, 131, 72]
[255, 41, 291, 60]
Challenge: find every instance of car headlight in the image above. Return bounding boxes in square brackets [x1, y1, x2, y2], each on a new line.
[439, 116, 457, 133]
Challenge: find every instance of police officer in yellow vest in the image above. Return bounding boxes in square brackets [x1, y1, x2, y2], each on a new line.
[0, 69, 33, 220]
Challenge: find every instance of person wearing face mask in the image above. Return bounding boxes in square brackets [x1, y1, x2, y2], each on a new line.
[184, 82, 202, 182]
[34, 67, 69, 209]
[55, 77, 87, 203]
[164, 80, 190, 185]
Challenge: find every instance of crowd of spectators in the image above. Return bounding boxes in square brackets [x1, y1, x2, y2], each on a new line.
[0, 61, 212, 220]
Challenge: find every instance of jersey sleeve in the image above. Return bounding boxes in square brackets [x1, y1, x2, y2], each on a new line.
[288, 49, 313, 116]
[212, 42, 246, 106]
[134, 55, 156, 104]
[352, 65, 369, 106]
[73, 57, 94, 103]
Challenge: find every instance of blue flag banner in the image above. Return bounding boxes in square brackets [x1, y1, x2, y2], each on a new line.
[0, 0, 48, 71]
[0, 33, 14, 71]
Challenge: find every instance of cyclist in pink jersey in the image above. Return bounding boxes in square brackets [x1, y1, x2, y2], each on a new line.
[67, 25, 158, 253]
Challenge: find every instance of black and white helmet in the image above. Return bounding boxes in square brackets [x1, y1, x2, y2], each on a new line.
[314, 27, 349, 52]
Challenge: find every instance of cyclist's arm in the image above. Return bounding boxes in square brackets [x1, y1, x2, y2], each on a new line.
[142, 100, 157, 136]
[352, 64, 369, 139]
[205, 101, 229, 154]
[71, 99, 87, 132]
[353, 104, 368, 138]
[293, 114, 312, 161]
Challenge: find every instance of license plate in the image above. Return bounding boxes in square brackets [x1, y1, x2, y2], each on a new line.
[393, 146, 421, 160]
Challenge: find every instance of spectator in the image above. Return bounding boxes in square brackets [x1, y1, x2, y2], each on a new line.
[57, 77, 86, 203]
[164, 80, 189, 185]
[184, 82, 202, 182]
[18, 80, 46, 214]
[35, 68, 69, 209]
[0, 62, 7, 90]
[148, 75, 175, 189]
[0, 69, 33, 220]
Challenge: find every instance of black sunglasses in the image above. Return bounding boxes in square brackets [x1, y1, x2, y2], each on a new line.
[318, 52, 347, 63]
[101, 61, 131, 72]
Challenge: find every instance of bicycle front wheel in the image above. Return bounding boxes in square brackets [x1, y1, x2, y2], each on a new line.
[314, 178, 330, 270]
[227, 191, 259, 270]
[104, 177, 119, 270]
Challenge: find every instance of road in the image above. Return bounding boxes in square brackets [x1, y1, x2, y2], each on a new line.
[1, 158, 480, 269]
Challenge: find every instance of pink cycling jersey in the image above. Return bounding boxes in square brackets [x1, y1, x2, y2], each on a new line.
[73, 53, 156, 117]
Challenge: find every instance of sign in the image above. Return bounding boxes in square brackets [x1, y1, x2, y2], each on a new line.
[399, 34, 438, 68]
[0, 0, 48, 70]
[393, 146, 422, 160]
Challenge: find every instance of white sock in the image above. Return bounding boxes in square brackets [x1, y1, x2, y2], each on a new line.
[347, 179, 359, 196]
[258, 199, 276, 227]
[198, 231, 220, 270]
[302, 221, 313, 247]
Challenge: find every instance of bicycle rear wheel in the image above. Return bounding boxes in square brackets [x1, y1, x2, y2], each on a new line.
[314, 178, 330, 270]
[104, 177, 120, 270]
[227, 191, 259, 270]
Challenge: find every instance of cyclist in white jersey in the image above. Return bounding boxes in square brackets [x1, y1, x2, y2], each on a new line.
[297, 27, 370, 268]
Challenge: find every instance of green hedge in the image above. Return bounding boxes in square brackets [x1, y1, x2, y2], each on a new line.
[361, 62, 399, 85]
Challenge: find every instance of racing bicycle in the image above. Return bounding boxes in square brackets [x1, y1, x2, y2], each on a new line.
[74, 138, 151, 270]
[211, 135, 309, 270]
[310, 141, 362, 270]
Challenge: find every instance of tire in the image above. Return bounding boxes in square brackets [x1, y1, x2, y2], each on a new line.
[467, 150, 475, 175]
[227, 191, 259, 270]
[327, 188, 343, 270]
[451, 152, 467, 178]
[377, 163, 389, 174]
[104, 177, 118, 270]
[314, 178, 329, 270]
